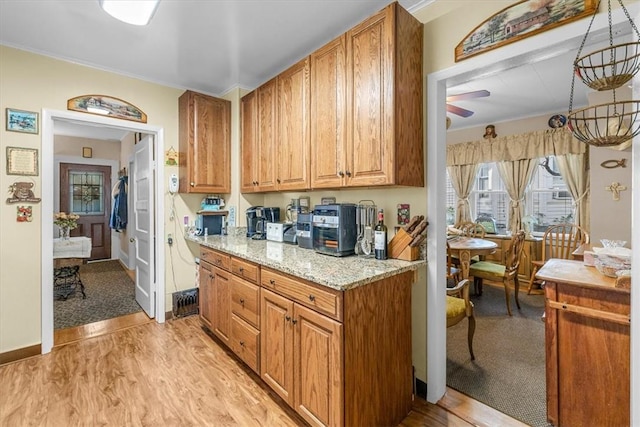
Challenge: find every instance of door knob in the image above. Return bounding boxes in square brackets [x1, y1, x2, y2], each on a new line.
[129, 238, 135, 242]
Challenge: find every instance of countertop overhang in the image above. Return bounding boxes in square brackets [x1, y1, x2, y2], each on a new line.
[185, 229, 425, 291]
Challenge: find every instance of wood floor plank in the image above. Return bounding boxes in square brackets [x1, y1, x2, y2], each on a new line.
[2, 316, 516, 426]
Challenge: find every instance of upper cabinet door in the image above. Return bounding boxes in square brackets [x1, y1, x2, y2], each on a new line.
[178, 91, 231, 193]
[257, 78, 278, 192]
[346, 6, 395, 187]
[240, 91, 259, 193]
[277, 57, 311, 191]
[311, 35, 347, 189]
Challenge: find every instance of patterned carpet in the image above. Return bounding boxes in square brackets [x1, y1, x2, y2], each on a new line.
[446, 283, 551, 427]
[54, 260, 142, 330]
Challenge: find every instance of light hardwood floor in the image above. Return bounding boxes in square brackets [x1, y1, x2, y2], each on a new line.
[2, 316, 526, 426]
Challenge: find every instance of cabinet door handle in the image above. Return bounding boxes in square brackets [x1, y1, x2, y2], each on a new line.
[190, 182, 195, 187]
[285, 315, 291, 322]
[209, 274, 214, 279]
[345, 171, 352, 177]
[277, 178, 281, 184]
[338, 171, 344, 177]
[291, 318, 298, 325]
[308, 294, 315, 302]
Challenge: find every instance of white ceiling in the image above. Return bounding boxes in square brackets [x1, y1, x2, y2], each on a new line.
[0, 0, 632, 136]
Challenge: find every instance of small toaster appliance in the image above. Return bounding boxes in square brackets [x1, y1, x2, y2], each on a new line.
[266, 222, 285, 242]
[312, 203, 357, 257]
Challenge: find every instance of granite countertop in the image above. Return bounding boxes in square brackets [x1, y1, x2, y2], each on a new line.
[185, 228, 425, 291]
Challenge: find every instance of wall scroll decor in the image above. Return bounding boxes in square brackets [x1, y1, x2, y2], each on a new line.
[6, 146, 38, 176]
[7, 181, 41, 204]
[6, 108, 39, 134]
[605, 182, 627, 201]
[67, 95, 147, 123]
[600, 159, 627, 169]
[165, 146, 178, 166]
[455, 0, 597, 62]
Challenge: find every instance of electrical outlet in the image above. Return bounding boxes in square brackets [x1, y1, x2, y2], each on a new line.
[228, 206, 236, 227]
[167, 234, 173, 246]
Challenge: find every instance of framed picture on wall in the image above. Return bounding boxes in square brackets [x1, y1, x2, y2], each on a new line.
[6, 146, 39, 176]
[6, 108, 39, 134]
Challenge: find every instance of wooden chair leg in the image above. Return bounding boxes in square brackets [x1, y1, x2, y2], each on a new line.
[503, 278, 512, 316]
[468, 314, 476, 360]
[514, 276, 521, 310]
[473, 277, 483, 296]
[527, 265, 539, 295]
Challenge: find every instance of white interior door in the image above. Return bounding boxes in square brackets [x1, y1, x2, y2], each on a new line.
[134, 135, 155, 317]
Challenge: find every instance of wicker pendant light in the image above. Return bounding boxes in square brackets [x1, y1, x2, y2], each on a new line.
[568, 0, 640, 147]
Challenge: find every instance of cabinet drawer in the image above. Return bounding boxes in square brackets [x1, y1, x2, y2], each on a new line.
[231, 257, 259, 284]
[200, 247, 230, 271]
[231, 276, 260, 328]
[261, 268, 342, 321]
[231, 314, 260, 374]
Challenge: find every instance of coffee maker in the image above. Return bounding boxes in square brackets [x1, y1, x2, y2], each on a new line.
[246, 206, 280, 239]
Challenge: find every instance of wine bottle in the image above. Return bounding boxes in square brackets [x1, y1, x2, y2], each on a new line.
[374, 209, 387, 260]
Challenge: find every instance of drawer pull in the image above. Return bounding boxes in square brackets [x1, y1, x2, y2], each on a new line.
[240, 340, 245, 347]
[239, 298, 245, 306]
[270, 279, 276, 285]
[308, 294, 315, 302]
[239, 267, 244, 273]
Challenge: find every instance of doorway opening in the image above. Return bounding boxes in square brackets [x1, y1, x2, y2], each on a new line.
[426, 4, 639, 418]
[41, 109, 166, 354]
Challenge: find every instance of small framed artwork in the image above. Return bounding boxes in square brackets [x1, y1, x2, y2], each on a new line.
[82, 147, 93, 158]
[6, 108, 39, 134]
[6, 146, 39, 176]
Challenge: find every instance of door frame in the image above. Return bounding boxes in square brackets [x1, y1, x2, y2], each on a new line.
[54, 156, 120, 261]
[40, 109, 165, 354]
[426, 4, 639, 419]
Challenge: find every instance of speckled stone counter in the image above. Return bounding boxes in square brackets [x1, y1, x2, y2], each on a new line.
[185, 228, 425, 291]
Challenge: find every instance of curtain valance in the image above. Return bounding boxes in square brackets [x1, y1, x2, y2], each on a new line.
[446, 128, 586, 166]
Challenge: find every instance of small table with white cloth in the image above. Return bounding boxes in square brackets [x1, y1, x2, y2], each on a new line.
[53, 236, 92, 300]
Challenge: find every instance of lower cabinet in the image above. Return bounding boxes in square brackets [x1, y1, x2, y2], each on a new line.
[261, 288, 343, 427]
[199, 245, 413, 427]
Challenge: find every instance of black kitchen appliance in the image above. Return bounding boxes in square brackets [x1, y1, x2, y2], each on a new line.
[312, 203, 357, 256]
[296, 212, 313, 249]
[195, 211, 227, 236]
[246, 206, 280, 239]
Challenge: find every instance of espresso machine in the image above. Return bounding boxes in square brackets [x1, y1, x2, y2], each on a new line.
[246, 206, 280, 239]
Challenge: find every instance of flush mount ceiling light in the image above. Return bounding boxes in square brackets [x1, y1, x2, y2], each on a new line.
[99, 0, 159, 26]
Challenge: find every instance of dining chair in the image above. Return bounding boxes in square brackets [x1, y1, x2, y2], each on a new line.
[527, 223, 589, 294]
[446, 278, 475, 360]
[468, 230, 526, 316]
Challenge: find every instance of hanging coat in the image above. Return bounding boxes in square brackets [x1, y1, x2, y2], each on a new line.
[110, 176, 128, 231]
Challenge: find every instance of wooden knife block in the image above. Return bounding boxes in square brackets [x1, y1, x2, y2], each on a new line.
[388, 229, 420, 261]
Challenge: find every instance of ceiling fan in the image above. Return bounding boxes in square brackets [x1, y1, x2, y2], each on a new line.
[446, 89, 490, 118]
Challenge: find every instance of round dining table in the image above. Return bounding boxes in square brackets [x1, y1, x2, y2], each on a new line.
[448, 237, 498, 280]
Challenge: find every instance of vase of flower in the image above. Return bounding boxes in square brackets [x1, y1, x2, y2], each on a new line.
[54, 212, 80, 240]
[59, 226, 71, 240]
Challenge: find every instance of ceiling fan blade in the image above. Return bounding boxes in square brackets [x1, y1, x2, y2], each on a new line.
[446, 89, 490, 102]
[446, 104, 474, 118]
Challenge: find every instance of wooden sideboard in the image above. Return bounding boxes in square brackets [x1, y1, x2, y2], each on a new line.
[536, 259, 630, 426]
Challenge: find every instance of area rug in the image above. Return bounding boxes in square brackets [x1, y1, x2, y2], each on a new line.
[54, 260, 142, 330]
[446, 284, 551, 427]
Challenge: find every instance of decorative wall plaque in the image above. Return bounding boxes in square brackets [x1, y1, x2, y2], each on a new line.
[6, 147, 38, 176]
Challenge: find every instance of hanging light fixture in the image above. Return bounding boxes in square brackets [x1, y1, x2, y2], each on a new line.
[567, 0, 640, 147]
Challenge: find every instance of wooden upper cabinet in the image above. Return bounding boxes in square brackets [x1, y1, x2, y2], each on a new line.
[311, 35, 347, 189]
[257, 78, 278, 192]
[178, 90, 231, 193]
[277, 57, 311, 191]
[240, 91, 259, 193]
[345, 3, 424, 188]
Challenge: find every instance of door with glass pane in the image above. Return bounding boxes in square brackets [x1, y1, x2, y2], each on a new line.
[60, 163, 112, 260]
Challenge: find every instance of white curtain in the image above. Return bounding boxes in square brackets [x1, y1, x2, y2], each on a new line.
[447, 164, 480, 224]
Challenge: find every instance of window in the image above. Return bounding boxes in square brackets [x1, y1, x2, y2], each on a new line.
[69, 171, 105, 215]
[446, 156, 574, 235]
